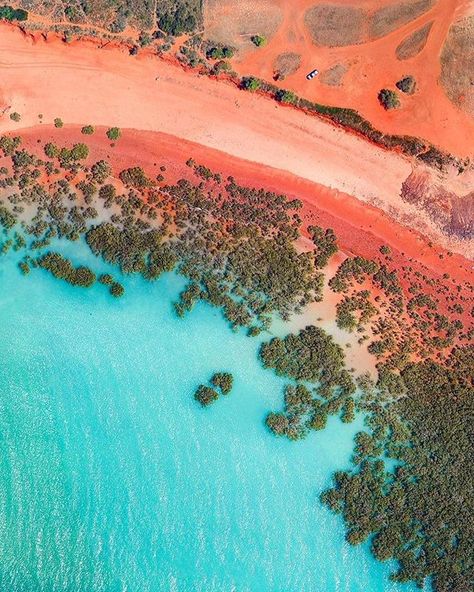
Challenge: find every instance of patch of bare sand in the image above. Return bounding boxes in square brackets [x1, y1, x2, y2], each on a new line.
[395, 21, 433, 59]
[0, 25, 473, 264]
[440, 13, 474, 117]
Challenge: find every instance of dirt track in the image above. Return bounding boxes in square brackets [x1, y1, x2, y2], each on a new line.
[219, 0, 474, 156]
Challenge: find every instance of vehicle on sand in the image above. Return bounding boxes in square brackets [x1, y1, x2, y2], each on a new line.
[306, 69, 319, 80]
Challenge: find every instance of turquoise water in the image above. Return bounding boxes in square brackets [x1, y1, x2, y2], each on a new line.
[0, 247, 413, 592]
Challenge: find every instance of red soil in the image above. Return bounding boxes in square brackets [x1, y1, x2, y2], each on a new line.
[2, 25, 472, 258]
[230, 0, 474, 158]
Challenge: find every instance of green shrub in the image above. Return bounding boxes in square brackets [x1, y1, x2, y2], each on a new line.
[396, 76, 416, 95]
[211, 372, 234, 395]
[378, 89, 400, 110]
[81, 125, 95, 135]
[54, 118, 64, 128]
[44, 143, 59, 159]
[275, 89, 297, 104]
[119, 166, 150, 188]
[106, 127, 121, 141]
[194, 385, 219, 407]
[206, 46, 234, 60]
[37, 252, 95, 287]
[98, 273, 113, 285]
[9, 112, 21, 122]
[91, 160, 111, 184]
[0, 5, 28, 21]
[70, 143, 89, 160]
[110, 282, 125, 297]
[158, 1, 200, 35]
[241, 77, 261, 92]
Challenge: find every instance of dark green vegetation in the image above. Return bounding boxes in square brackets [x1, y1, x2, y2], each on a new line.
[37, 252, 96, 287]
[106, 127, 121, 141]
[54, 118, 64, 128]
[0, 132, 472, 591]
[241, 77, 261, 92]
[157, 0, 201, 35]
[194, 384, 219, 407]
[261, 326, 355, 440]
[322, 349, 473, 592]
[275, 89, 298, 105]
[211, 372, 233, 395]
[378, 89, 401, 110]
[396, 76, 417, 95]
[0, 5, 27, 21]
[81, 125, 95, 135]
[16, 0, 200, 34]
[206, 45, 234, 60]
[251, 35, 267, 47]
[194, 372, 234, 406]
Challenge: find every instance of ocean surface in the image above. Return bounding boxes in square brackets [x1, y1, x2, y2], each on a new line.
[0, 245, 416, 592]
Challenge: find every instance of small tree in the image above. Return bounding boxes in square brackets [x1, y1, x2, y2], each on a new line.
[54, 118, 64, 128]
[81, 125, 95, 135]
[110, 282, 125, 297]
[106, 127, 121, 141]
[275, 89, 297, 105]
[194, 385, 219, 407]
[70, 143, 89, 160]
[251, 35, 267, 47]
[396, 76, 416, 95]
[241, 77, 261, 92]
[9, 112, 21, 122]
[378, 89, 400, 110]
[44, 143, 59, 159]
[211, 372, 234, 395]
[0, 6, 28, 21]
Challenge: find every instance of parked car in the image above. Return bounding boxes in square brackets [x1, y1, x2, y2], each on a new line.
[306, 69, 319, 80]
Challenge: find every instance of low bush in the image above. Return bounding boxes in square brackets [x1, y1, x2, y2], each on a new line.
[106, 127, 121, 141]
[378, 89, 400, 110]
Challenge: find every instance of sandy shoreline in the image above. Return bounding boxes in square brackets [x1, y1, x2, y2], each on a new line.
[0, 25, 472, 269]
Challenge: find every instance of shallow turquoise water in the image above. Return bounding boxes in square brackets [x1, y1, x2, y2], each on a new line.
[0, 247, 413, 592]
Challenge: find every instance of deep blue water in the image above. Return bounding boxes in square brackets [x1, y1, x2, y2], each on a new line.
[0, 246, 415, 591]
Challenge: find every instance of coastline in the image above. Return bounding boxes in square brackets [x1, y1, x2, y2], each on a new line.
[1, 25, 472, 266]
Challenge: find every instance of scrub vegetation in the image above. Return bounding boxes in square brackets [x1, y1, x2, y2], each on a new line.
[378, 89, 401, 110]
[261, 326, 356, 440]
[195, 372, 234, 406]
[0, 5, 28, 21]
[0, 132, 472, 592]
